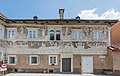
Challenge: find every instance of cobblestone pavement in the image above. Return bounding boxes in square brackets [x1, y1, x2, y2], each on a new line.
[4, 73, 115, 76]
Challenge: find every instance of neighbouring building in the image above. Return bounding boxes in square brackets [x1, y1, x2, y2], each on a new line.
[0, 13, 7, 65]
[0, 9, 118, 74]
[106, 21, 120, 75]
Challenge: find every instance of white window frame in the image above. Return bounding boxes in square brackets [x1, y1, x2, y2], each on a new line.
[0, 24, 5, 39]
[49, 29, 61, 40]
[73, 29, 81, 40]
[29, 55, 39, 65]
[49, 55, 57, 65]
[8, 55, 17, 65]
[7, 28, 17, 39]
[0, 28, 3, 39]
[0, 52, 2, 61]
[28, 28, 38, 39]
[93, 31, 101, 40]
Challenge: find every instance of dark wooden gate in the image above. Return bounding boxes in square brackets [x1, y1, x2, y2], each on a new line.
[62, 58, 71, 72]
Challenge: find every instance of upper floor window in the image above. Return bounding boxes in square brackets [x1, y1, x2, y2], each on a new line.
[50, 30, 55, 40]
[49, 55, 57, 65]
[93, 32, 101, 40]
[28, 30, 37, 39]
[50, 30, 61, 40]
[56, 30, 60, 40]
[7, 29, 16, 39]
[0, 29, 2, 38]
[73, 31, 80, 40]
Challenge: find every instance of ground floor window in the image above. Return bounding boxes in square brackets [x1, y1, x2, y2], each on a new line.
[49, 55, 57, 65]
[0, 52, 2, 61]
[8, 55, 17, 65]
[29, 55, 39, 65]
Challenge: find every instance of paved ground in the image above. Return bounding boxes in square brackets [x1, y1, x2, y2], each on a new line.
[4, 73, 115, 76]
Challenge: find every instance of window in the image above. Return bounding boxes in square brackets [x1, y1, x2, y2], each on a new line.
[29, 30, 37, 39]
[50, 30, 55, 40]
[29, 55, 38, 65]
[7, 30, 16, 39]
[0, 29, 2, 38]
[74, 31, 80, 40]
[56, 30, 60, 40]
[0, 52, 2, 61]
[9, 57, 15, 64]
[49, 55, 57, 65]
[31, 57, 37, 64]
[93, 32, 101, 40]
[50, 30, 61, 40]
[8, 55, 17, 65]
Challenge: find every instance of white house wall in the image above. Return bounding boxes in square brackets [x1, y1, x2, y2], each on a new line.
[6, 24, 109, 55]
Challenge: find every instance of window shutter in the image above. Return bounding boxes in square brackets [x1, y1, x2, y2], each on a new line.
[49, 56, 50, 65]
[26, 56, 30, 64]
[38, 56, 40, 64]
[7, 56, 9, 64]
[15, 56, 18, 64]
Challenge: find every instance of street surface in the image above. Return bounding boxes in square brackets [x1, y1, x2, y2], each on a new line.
[4, 73, 115, 76]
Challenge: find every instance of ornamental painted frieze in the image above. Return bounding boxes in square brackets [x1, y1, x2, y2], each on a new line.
[17, 26, 28, 39]
[12, 41, 107, 49]
[38, 27, 48, 39]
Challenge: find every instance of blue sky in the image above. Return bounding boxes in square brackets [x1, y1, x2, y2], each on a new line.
[0, 0, 120, 19]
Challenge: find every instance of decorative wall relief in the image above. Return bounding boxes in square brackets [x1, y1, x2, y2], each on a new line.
[44, 27, 48, 35]
[62, 27, 72, 40]
[38, 27, 43, 38]
[88, 27, 93, 38]
[38, 27, 48, 39]
[0, 41, 3, 48]
[17, 26, 23, 38]
[81, 27, 108, 40]
[50, 41, 59, 47]
[67, 27, 72, 35]
[63, 42, 74, 48]
[62, 27, 66, 36]
[71, 41, 107, 49]
[38, 42, 46, 49]
[84, 42, 91, 49]
[17, 26, 21, 37]
[6, 41, 13, 48]
[16, 41, 28, 45]
[23, 26, 28, 39]
[41, 42, 46, 47]
[102, 27, 108, 39]
[28, 41, 39, 49]
[82, 27, 88, 39]
[82, 27, 93, 39]
[62, 27, 72, 36]
[14, 40, 107, 50]
[6, 41, 28, 48]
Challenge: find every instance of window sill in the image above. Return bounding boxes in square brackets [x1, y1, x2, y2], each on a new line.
[8, 64, 16, 65]
[29, 63, 39, 65]
[49, 64, 57, 66]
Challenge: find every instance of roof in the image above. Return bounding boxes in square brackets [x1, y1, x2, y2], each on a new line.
[0, 12, 8, 19]
[0, 13, 118, 25]
[3, 19, 118, 25]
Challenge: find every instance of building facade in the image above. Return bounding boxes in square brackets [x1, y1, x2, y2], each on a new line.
[0, 9, 118, 74]
[106, 21, 120, 75]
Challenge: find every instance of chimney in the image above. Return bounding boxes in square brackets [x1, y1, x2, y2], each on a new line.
[59, 9, 64, 19]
